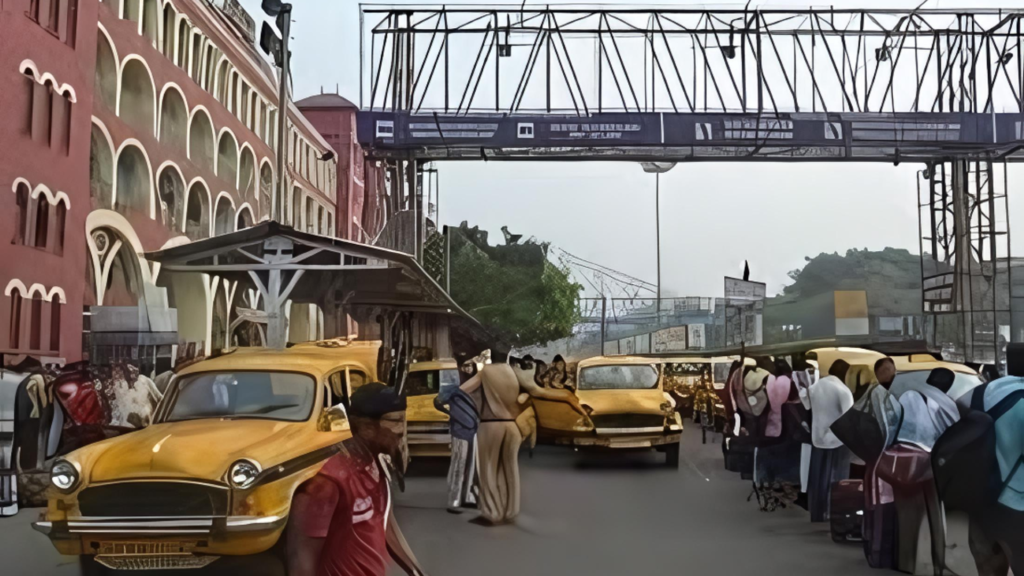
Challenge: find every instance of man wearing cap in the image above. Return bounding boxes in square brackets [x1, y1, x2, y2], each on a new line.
[287, 383, 429, 576]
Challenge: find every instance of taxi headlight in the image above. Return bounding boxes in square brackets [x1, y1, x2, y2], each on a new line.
[229, 460, 261, 489]
[51, 460, 80, 492]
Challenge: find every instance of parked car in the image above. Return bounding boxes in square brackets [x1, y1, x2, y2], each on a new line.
[403, 360, 461, 457]
[534, 356, 683, 467]
[32, 345, 377, 570]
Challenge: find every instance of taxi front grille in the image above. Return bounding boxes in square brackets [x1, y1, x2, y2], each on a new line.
[590, 414, 666, 430]
[79, 482, 228, 517]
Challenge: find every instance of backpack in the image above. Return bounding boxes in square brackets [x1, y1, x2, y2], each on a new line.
[931, 383, 1024, 513]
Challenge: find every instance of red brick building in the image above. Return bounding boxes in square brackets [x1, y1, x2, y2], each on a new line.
[296, 92, 385, 243]
[0, 0, 339, 368]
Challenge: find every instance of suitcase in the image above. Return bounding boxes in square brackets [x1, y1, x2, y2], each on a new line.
[723, 436, 755, 478]
[830, 479, 864, 543]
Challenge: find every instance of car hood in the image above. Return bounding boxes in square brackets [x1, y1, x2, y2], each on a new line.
[80, 418, 347, 484]
[407, 394, 448, 423]
[576, 389, 668, 416]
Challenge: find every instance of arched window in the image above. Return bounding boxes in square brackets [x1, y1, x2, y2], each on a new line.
[317, 205, 326, 235]
[217, 131, 237, 183]
[159, 87, 187, 152]
[12, 182, 30, 245]
[90, 124, 114, 208]
[185, 182, 209, 240]
[176, 21, 189, 68]
[236, 207, 253, 231]
[124, 0, 141, 25]
[161, 4, 175, 57]
[238, 146, 256, 200]
[259, 163, 273, 221]
[114, 144, 151, 215]
[119, 59, 154, 135]
[189, 109, 215, 170]
[213, 195, 233, 236]
[215, 59, 229, 103]
[190, 34, 203, 81]
[291, 187, 302, 228]
[141, 0, 158, 46]
[95, 33, 117, 110]
[158, 167, 184, 230]
[305, 197, 315, 233]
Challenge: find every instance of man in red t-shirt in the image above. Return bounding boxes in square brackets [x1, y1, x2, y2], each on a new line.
[287, 383, 428, 576]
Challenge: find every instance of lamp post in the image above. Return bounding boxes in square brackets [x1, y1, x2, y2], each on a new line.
[640, 162, 676, 304]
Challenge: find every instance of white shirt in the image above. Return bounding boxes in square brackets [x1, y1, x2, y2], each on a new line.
[808, 375, 854, 449]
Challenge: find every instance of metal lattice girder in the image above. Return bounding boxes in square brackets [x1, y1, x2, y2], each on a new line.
[362, 6, 1024, 116]
[918, 159, 1012, 363]
[358, 6, 1024, 162]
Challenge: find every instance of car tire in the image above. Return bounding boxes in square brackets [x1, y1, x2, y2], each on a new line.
[79, 556, 109, 575]
[664, 443, 680, 468]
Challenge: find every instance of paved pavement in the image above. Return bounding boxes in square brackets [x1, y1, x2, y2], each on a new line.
[1, 428, 889, 576]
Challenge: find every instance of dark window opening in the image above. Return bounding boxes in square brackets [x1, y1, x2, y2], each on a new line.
[49, 301, 61, 353]
[29, 297, 43, 351]
[34, 201, 49, 248]
[13, 184, 30, 245]
[9, 293, 23, 349]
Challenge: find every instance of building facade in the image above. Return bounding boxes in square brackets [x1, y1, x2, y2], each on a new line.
[296, 92, 385, 243]
[0, 0, 339, 369]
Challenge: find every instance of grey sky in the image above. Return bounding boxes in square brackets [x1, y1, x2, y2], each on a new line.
[242, 0, 1024, 297]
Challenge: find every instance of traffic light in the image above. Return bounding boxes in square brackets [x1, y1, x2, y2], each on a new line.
[258, 1, 291, 67]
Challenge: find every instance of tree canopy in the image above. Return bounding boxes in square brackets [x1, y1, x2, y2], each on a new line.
[437, 223, 582, 347]
[783, 247, 922, 298]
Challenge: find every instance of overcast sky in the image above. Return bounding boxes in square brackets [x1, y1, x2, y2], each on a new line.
[242, 0, 1024, 297]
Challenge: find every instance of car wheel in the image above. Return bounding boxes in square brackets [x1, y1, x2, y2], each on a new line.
[79, 555, 109, 576]
[664, 443, 680, 468]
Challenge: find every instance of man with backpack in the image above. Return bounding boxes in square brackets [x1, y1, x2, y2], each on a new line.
[933, 344, 1024, 576]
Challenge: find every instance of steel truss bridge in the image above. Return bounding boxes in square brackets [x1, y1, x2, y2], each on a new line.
[355, 5, 1024, 363]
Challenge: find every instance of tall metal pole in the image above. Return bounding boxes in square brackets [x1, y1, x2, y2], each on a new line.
[274, 6, 292, 223]
[656, 171, 661, 302]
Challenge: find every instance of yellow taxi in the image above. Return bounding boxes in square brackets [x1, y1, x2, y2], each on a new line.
[33, 344, 378, 569]
[403, 359, 462, 457]
[533, 356, 684, 467]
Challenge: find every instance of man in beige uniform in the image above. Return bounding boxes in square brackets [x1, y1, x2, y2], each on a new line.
[459, 355, 525, 525]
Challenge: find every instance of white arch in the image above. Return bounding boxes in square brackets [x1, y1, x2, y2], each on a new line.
[113, 138, 157, 219]
[213, 191, 235, 210]
[234, 202, 255, 231]
[182, 177, 212, 235]
[19, 59, 78, 103]
[186, 105, 214, 160]
[215, 126, 239, 177]
[117, 55, 157, 134]
[238, 141, 257, 190]
[4, 279, 67, 304]
[11, 178, 72, 209]
[157, 81, 189, 140]
[85, 210, 153, 306]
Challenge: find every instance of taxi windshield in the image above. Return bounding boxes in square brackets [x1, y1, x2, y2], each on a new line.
[578, 364, 659, 390]
[165, 371, 316, 422]
[404, 369, 461, 396]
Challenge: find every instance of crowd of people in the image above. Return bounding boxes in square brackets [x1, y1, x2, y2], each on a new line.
[723, 346, 1024, 576]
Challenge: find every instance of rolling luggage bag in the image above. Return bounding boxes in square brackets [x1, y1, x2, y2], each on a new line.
[830, 479, 864, 543]
[723, 436, 755, 478]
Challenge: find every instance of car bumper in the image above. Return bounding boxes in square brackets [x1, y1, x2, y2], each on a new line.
[559, 432, 682, 449]
[32, 515, 287, 556]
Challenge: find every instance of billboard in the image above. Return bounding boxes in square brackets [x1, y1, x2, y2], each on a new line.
[724, 277, 766, 346]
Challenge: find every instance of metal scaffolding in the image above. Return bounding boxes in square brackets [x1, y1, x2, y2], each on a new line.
[361, 6, 1024, 116]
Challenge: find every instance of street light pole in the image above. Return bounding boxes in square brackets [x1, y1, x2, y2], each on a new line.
[656, 171, 661, 303]
[273, 6, 292, 223]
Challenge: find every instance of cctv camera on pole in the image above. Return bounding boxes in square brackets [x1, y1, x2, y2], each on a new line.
[260, 0, 292, 223]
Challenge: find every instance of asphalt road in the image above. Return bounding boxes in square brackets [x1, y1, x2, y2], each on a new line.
[1, 428, 893, 576]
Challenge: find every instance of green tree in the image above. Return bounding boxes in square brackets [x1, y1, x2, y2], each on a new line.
[782, 247, 922, 297]
[441, 224, 582, 347]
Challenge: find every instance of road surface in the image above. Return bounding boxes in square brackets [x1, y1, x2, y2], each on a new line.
[1, 428, 885, 575]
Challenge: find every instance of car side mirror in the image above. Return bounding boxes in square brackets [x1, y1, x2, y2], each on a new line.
[318, 405, 350, 432]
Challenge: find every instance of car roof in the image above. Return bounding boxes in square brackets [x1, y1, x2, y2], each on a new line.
[890, 354, 978, 375]
[409, 360, 458, 372]
[653, 355, 743, 364]
[811, 347, 886, 375]
[176, 345, 379, 380]
[577, 355, 662, 369]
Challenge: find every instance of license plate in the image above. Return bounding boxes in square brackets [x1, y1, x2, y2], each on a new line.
[611, 440, 652, 448]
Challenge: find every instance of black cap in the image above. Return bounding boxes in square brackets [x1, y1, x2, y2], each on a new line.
[927, 368, 956, 393]
[349, 382, 406, 418]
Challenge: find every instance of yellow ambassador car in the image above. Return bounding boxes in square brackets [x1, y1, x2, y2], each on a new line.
[33, 344, 378, 570]
[535, 356, 684, 467]
[404, 360, 462, 457]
